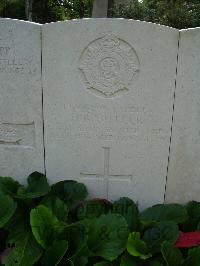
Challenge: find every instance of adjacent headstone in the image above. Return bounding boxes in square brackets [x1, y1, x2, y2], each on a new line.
[42, 19, 179, 209]
[92, 0, 108, 18]
[0, 19, 44, 183]
[165, 29, 200, 203]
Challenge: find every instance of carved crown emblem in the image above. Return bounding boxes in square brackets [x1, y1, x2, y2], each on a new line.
[78, 34, 140, 98]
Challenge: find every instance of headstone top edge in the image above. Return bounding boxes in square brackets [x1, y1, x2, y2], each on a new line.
[42, 18, 179, 32]
[0, 17, 199, 32]
[0, 18, 41, 26]
[179, 27, 200, 34]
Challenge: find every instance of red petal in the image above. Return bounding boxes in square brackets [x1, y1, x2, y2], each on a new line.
[176, 232, 200, 248]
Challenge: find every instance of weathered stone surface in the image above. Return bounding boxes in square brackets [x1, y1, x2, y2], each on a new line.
[165, 29, 200, 203]
[0, 19, 44, 183]
[43, 19, 179, 209]
[92, 0, 108, 18]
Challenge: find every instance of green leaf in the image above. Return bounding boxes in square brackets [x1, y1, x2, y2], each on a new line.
[3, 205, 43, 265]
[112, 197, 140, 231]
[17, 172, 50, 199]
[121, 253, 155, 266]
[62, 223, 88, 260]
[184, 201, 200, 231]
[41, 196, 69, 222]
[182, 246, 200, 266]
[121, 255, 164, 266]
[121, 253, 164, 266]
[77, 199, 112, 220]
[90, 257, 120, 266]
[121, 253, 139, 266]
[0, 177, 21, 196]
[140, 204, 188, 224]
[127, 232, 152, 260]
[149, 262, 164, 266]
[94, 262, 113, 266]
[69, 244, 92, 266]
[41, 240, 68, 266]
[30, 205, 62, 248]
[143, 221, 180, 254]
[4, 204, 29, 234]
[161, 241, 183, 266]
[72, 251, 89, 266]
[81, 213, 129, 261]
[51, 180, 88, 208]
[3, 229, 42, 266]
[0, 195, 17, 228]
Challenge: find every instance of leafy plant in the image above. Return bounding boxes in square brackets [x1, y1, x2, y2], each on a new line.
[127, 232, 152, 260]
[0, 172, 200, 265]
[110, 0, 200, 29]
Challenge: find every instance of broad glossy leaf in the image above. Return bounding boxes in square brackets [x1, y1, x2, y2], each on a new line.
[143, 221, 180, 253]
[17, 172, 50, 199]
[141, 204, 188, 224]
[161, 241, 182, 266]
[30, 205, 62, 248]
[94, 262, 113, 266]
[3, 229, 42, 266]
[41, 196, 69, 222]
[77, 199, 112, 220]
[42, 240, 68, 266]
[127, 232, 152, 260]
[121, 253, 164, 266]
[149, 262, 164, 266]
[120, 253, 160, 266]
[187, 201, 200, 218]
[0, 195, 17, 228]
[182, 246, 200, 266]
[72, 252, 89, 266]
[121, 253, 139, 266]
[62, 223, 88, 260]
[4, 202, 31, 232]
[3, 205, 43, 265]
[51, 180, 88, 208]
[184, 201, 200, 231]
[69, 244, 92, 266]
[112, 197, 140, 231]
[0, 177, 21, 196]
[81, 213, 129, 261]
[88, 257, 120, 266]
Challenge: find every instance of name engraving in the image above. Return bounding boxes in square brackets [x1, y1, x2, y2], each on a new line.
[0, 122, 35, 147]
[0, 47, 10, 57]
[0, 58, 36, 74]
[0, 44, 37, 75]
[63, 104, 167, 142]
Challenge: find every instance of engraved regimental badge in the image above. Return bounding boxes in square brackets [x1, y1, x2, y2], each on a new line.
[79, 34, 140, 98]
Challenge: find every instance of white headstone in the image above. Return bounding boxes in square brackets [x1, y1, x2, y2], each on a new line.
[42, 19, 179, 209]
[165, 28, 200, 203]
[0, 19, 44, 183]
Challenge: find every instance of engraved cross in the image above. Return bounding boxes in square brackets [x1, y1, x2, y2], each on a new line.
[80, 147, 133, 199]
